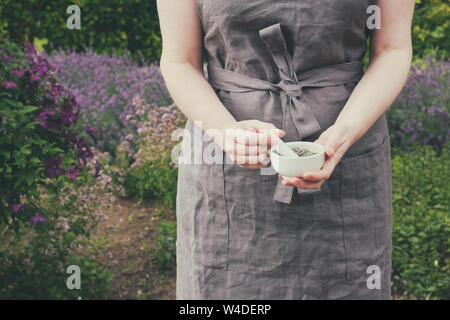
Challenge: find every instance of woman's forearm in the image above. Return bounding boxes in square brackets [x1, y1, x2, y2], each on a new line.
[334, 48, 412, 145]
[160, 61, 236, 140]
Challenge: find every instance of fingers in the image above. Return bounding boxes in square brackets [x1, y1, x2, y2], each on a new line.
[223, 120, 283, 167]
[230, 152, 271, 166]
[225, 128, 283, 148]
[302, 143, 347, 181]
[281, 176, 323, 189]
[223, 128, 277, 160]
[224, 129, 269, 155]
[239, 163, 270, 169]
[282, 150, 338, 186]
[225, 140, 267, 156]
[302, 165, 332, 182]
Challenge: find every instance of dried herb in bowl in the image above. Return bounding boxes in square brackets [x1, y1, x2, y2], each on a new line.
[291, 147, 317, 157]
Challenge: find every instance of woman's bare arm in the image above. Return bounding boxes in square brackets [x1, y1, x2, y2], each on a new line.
[157, 0, 283, 168]
[334, 0, 415, 145]
[157, 0, 236, 138]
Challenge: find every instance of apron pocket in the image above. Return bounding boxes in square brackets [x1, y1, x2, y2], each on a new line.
[339, 137, 391, 281]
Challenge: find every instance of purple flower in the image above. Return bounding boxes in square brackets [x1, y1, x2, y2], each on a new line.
[17, 69, 25, 78]
[43, 156, 66, 177]
[44, 107, 56, 115]
[9, 69, 25, 78]
[30, 214, 46, 226]
[395, 130, 405, 140]
[3, 81, 18, 89]
[12, 203, 21, 212]
[56, 167, 67, 176]
[86, 125, 98, 136]
[67, 167, 80, 181]
[33, 112, 48, 127]
[25, 42, 36, 55]
[30, 73, 41, 82]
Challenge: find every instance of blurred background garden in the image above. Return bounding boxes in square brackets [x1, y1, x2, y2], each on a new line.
[0, 0, 448, 299]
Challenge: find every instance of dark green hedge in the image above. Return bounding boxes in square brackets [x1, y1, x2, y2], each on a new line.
[0, 0, 161, 63]
[1, 0, 448, 63]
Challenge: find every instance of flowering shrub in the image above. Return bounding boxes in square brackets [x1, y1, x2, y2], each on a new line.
[88, 146, 127, 199]
[387, 56, 449, 153]
[391, 143, 449, 300]
[0, 37, 91, 228]
[123, 96, 186, 209]
[0, 161, 116, 299]
[44, 49, 172, 154]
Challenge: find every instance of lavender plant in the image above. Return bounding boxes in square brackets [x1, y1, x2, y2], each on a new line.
[44, 49, 172, 154]
[387, 56, 449, 153]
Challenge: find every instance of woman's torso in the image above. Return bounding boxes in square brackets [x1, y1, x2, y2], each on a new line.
[176, 1, 393, 299]
[195, 0, 387, 157]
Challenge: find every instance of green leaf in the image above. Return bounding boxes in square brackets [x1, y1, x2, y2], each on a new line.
[22, 105, 38, 114]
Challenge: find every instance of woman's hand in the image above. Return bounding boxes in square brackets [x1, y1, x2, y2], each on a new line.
[280, 123, 353, 189]
[223, 120, 285, 169]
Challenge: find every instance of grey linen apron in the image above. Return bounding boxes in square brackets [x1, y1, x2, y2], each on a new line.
[176, 0, 392, 299]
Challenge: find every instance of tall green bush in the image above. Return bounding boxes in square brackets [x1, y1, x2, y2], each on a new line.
[391, 143, 449, 299]
[0, 0, 162, 63]
[0, 38, 114, 299]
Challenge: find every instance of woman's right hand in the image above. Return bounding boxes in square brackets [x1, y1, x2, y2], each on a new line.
[221, 120, 285, 169]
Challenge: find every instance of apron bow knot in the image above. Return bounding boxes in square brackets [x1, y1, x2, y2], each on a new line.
[275, 71, 303, 98]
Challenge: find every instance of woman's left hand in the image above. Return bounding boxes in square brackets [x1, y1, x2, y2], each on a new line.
[279, 123, 353, 189]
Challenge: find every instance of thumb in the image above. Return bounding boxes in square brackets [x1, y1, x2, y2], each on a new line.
[314, 137, 336, 157]
[325, 138, 340, 157]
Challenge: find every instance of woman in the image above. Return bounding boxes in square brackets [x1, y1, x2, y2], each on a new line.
[157, 0, 414, 299]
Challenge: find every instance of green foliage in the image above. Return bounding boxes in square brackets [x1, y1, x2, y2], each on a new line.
[124, 157, 178, 209]
[391, 143, 449, 299]
[0, 238, 114, 300]
[0, 0, 162, 63]
[0, 170, 115, 299]
[412, 0, 449, 58]
[151, 221, 177, 274]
